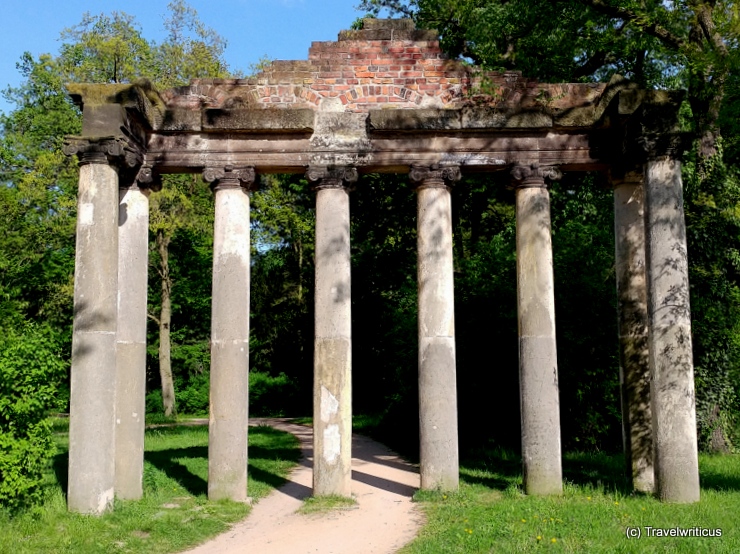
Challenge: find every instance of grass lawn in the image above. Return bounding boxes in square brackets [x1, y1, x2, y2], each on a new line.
[402, 449, 740, 553]
[0, 422, 300, 554]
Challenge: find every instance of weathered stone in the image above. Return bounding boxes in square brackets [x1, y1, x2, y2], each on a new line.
[612, 174, 653, 494]
[202, 109, 315, 132]
[512, 164, 563, 496]
[311, 170, 354, 497]
[115, 185, 150, 501]
[411, 165, 460, 492]
[68, 160, 119, 515]
[310, 113, 370, 150]
[160, 109, 202, 131]
[206, 168, 254, 503]
[370, 109, 462, 131]
[644, 157, 700, 503]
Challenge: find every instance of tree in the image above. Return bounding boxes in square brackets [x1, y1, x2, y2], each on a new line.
[1, 1, 236, 418]
[359, 0, 740, 450]
[361, 0, 740, 161]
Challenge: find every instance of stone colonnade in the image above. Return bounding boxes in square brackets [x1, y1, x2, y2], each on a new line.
[64, 137, 701, 513]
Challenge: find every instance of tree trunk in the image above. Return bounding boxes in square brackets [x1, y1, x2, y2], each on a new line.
[156, 229, 176, 417]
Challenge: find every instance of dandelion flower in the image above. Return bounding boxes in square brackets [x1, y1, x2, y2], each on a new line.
[521, 519, 526, 523]
[551, 538, 557, 543]
[537, 536, 542, 541]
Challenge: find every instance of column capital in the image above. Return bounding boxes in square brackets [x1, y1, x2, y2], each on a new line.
[635, 132, 686, 162]
[306, 165, 358, 190]
[608, 166, 643, 188]
[63, 136, 143, 168]
[409, 164, 461, 190]
[119, 165, 162, 193]
[203, 166, 257, 192]
[510, 163, 562, 189]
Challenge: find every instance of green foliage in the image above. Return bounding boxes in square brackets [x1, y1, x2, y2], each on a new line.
[683, 147, 740, 450]
[0, 325, 66, 511]
[0, 424, 299, 551]
[250, 372, 299, 416]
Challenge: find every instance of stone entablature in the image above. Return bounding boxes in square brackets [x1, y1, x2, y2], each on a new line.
[63, 18, 700, 512]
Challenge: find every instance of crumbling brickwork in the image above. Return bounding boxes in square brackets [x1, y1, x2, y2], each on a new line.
[160, 19, 605, 114]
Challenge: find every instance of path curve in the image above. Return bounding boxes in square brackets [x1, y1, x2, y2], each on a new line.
[182, 418, 424, 554]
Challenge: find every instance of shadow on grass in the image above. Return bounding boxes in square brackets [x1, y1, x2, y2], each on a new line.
[459, 448, 632, 494]
[53, 425, 302, 499]
[700, 469, 740, 492]
[52, 451, 69, 500]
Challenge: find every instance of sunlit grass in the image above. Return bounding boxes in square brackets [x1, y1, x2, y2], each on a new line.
[402, 450, 740, 553]
[298, 494, 358, 515]
[0, 423, 300, 554]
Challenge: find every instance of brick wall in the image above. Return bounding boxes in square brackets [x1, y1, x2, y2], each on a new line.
[161, 19, 604, 114]
[163, 20, 548, 112]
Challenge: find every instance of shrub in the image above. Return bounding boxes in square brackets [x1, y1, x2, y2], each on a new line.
[0, 325, 66, 511]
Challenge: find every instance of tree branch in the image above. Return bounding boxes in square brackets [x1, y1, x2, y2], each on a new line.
[579, 0, 685, 52]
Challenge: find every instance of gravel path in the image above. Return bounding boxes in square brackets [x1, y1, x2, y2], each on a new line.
[182, 418, 424, 554]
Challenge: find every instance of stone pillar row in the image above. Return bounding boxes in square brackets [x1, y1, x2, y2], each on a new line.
[64, 137, 700, 513]
[63, 137, 143, 514]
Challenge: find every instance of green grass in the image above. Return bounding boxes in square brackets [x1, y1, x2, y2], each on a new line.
[0, 423, 300, 554]
[402, 449, 740, 553]
[298, 494, 358, 515]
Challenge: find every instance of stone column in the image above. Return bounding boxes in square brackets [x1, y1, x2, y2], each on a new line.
[512, 163, 563, 496]
[307, 165, 357, 497]
[611, 170, 653, 494]
[63, 137, 140, 514]
[114, 167, 157, 501]
[203, 166, 255, 502]
[643, 154, 700, 503]
[410, 164, 461, 492]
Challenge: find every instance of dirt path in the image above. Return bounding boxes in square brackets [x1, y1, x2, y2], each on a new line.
[182, 418, 424, 554]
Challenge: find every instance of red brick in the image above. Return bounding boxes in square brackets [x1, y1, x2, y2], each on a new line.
[401, 71, 423, 78]
[376, 96, 389, 103]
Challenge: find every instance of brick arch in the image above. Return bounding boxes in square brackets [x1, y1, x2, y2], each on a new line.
[338, 85, 424, 107]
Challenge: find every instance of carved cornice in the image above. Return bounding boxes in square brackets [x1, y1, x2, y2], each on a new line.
[202, 166, 257, 192]
[306, 165, 358, 190]
[63, 136, 144, 168]
[409, 164, 461, 189]
[510, 163, 562, 189]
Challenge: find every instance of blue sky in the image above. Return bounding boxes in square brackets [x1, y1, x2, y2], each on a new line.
[1, 0, 387, 114]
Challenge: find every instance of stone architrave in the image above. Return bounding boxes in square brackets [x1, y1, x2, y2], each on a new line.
[611, 170, 654, 494]
[409, 164, 461, 492]
[63, 137, 142, 514]
[511, 163, 563, 496]
[113, 167, 153, 501]
[203, 166, 256, 502]
[643, 151, 700, 503]
[307, 165, 357, 497]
